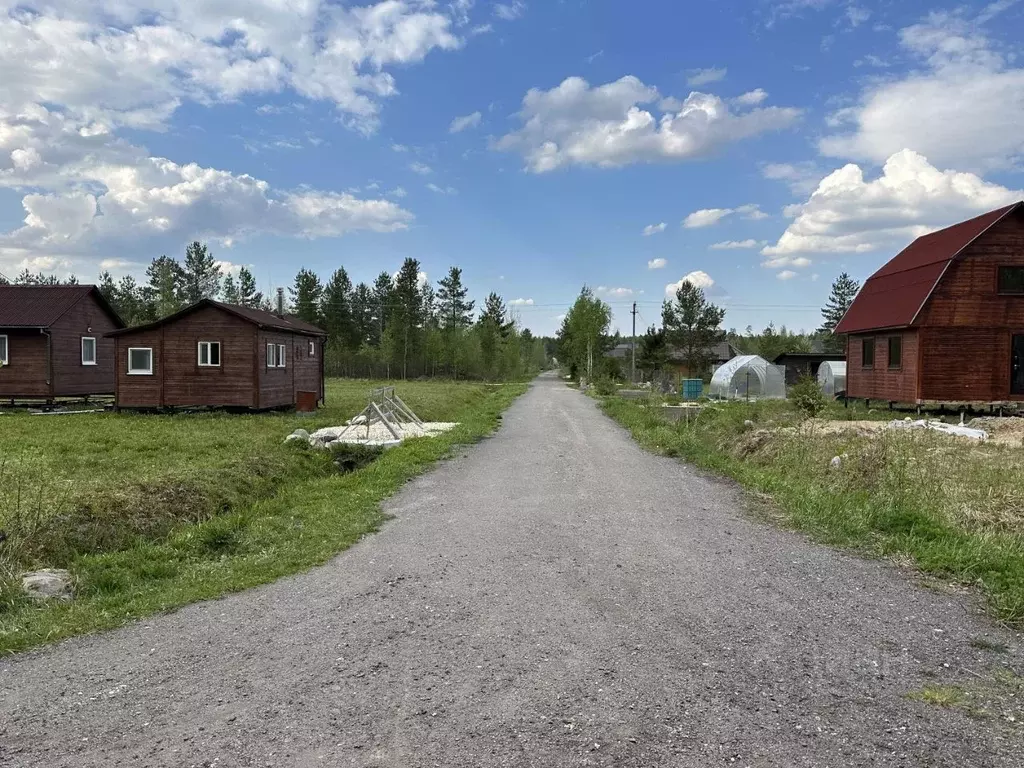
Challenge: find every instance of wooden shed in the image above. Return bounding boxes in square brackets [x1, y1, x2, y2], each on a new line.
[108, 300, 326, 410]
[0, 285, 124, 401]
[835, 201, 1024, 405]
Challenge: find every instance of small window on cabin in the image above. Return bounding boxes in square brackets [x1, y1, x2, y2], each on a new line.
[998, 267, 1024, 294]
[308, 340, 315, 357]
[888, 335, 902, 369]
[81, 337, 97, 366]
[198, 341, 221, 367]
[128, 347, 153, 375]
[862, 338, 875, 368]
[0, 334, 8, 365]
[277, 344, 286, 368]
[266, 342, 277, 368]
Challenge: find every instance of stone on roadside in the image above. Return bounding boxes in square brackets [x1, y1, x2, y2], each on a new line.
[21, 569, 73, 601]
[743, 420, 754, 429]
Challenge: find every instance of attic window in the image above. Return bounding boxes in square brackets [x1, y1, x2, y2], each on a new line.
[998, 267, 1024, 294]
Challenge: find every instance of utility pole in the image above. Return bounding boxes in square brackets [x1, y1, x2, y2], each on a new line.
[631, 301, 637, 383]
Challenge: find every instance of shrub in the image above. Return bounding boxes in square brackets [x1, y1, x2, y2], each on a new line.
[593, 377, 618, 396]
[790, 376, 827, 418]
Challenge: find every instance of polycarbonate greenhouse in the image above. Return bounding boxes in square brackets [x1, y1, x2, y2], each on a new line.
[708, 355, 787, 400]
[817, 361, 847, 398]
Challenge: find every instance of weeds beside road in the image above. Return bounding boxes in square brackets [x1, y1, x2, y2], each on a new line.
[0, 379, 525, 654]
[601, 395, 1024, 625]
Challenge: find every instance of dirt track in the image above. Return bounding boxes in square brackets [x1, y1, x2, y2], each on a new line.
[1, 374, 1021, 767]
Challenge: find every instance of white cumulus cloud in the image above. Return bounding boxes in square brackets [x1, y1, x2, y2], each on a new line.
[494, 76, 800, 173]
[687, 67, 727, 86]
[494, 2, 527, 21]
[776, 270, 798, 280]
[509, 297, 534, 306]
[710, 239, 767, 250]
[683, 204, 768, 228]
[820, 10, 1024, 171]
[648, 257, 668, 269]
[409, 161, 434, 175]
[762, 149, 1022, 258]
[596, 286, 634, 298]
[450, 111, 482, 133]
[642, 222, 667, 236]
[666, 270, 714, 296]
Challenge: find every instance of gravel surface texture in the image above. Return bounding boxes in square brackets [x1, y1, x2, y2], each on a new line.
[2, 373, 1022, 767]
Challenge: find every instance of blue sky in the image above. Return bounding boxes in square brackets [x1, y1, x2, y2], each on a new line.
[1, 0, 1023, 337]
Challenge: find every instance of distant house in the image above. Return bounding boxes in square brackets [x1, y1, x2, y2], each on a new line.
[108, 300, 326, 410]
[607, 340, 739, 379]
[0, 285, 124, 401]
[773, 343, 845, 386]
[836, 201, 1024, 404]
[669, 341, 740, 379]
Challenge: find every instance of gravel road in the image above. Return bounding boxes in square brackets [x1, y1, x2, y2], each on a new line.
[2, 374, 1022, 767]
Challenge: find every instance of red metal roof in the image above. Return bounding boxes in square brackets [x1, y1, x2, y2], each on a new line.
[835, 202, 1023, 334]
[0, 285, 122, 328]
[109, 299, 326, 337]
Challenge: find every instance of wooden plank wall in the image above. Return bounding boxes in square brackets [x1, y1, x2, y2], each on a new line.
[115, 329, 163, 407]
[49, 293, 120, 396]
[0, 330, 50, 397]
[845, 331, 919, 402]
[915, 209, 1024, 401]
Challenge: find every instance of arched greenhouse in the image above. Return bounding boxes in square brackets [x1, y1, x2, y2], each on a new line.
[708, 355, 787, 400]
[817, 361, 847, 398]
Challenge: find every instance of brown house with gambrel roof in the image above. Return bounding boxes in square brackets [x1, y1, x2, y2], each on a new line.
[0, 285, 124, 401]
[108, 300, 326, 411]
[836, 201, 1024, 405]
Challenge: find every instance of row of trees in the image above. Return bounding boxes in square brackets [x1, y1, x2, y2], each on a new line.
[4, 244, 549, 381]
[288, 259, 548, 380]
[559, 272, 861, 382]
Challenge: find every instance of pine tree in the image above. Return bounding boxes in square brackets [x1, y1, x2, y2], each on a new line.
[370, 271, 394, 346]
[290, 268, 323, 325]
[98, 270, 118, 307]
[182, 241, 221, 303]
[436, 267, 475, 377]
[221, 273, 240, 305]
[237, 267, 263, 309]
[389, 258, 424, 379]
[115, 275, 148, 324]
[818, 272, 860, 352]
[351, 282, 374, 348]
[662, 280, 726, 379]
[321, 267, 355, 348]
[146, 255, 185, 318]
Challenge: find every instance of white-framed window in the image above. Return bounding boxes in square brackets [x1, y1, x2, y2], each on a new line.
[277, 343, 286, 368]
[127, 348, 152, 376]
[267, 342, 277, 368]
[127, 347, 153, 375]
[198, 341, 221, 367]
[308, 340, 316, 357]
[0, 334, 8, 365]
[81, 337, 97, 366]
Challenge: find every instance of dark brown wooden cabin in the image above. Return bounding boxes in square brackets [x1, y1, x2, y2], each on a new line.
[0, 285, 124, 401]
[836, 201, 1024, 405]
[108, 300, 326, 410]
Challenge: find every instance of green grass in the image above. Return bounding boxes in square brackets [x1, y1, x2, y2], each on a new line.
[0, 379, 525, 654]
[599, 394, 1024, 625]
[907, 685, 967, 707]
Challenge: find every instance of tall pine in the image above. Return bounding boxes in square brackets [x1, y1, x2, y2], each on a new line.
[662, 280, 726, 379]
[436, 267, 475, 377]
[818, 272, 860, 352]
[182, 241, 221, 303]
[289, 268, 323, 325]
[388, 259, 424, 379]
[321, 267, 355, 348]
[146, 255, 185, 318]
[237, 267, 263, 309]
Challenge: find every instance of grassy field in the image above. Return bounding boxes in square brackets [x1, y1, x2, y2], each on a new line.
[600, 394, 1024, 625]
[0, 379, 525, 654]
